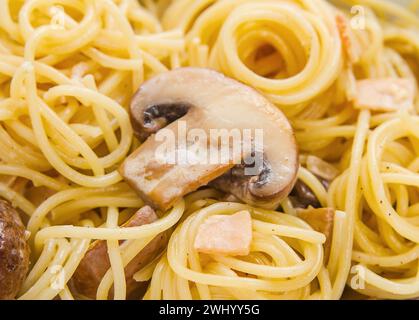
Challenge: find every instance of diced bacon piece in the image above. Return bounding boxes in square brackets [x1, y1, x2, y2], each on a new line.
[297, 207, 334, 261]
[354, 78, 416, 112]
[194, 210, 252, 256]
[336, 13, 360, 64]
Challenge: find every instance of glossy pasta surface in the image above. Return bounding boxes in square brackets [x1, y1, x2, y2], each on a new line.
[0, 0, 418, 300]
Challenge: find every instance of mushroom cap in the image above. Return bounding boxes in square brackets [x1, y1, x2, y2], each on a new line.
[123, 67, 298, 210]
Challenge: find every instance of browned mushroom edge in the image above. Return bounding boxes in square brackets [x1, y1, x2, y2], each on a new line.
[120, 67, 299, 211]
[70, 206, 167, 299]
[289, 178, 329, 209]
[0, 199, 30, 300]
[297, 207, 334, 262]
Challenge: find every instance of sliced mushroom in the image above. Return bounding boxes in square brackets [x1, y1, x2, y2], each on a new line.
[0, 199, 30, 300]
[210, 157, 286, 209]
[120, 67, 298, 210]
[297, 207, 334, 261]
[71, 206, 167, 299]
[289, 180, 321, 209]
[289, 157, 336, 209]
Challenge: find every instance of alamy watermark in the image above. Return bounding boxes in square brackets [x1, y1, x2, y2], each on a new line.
[350, 5, 367, 30]
[49, 6, 66, 29]
[152, 121, 265, 176]
[350, 265, 366, 290]
[50, 264, 66, 291]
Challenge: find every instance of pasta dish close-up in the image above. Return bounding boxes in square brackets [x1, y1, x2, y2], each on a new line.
[0, 0, 418, 301]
